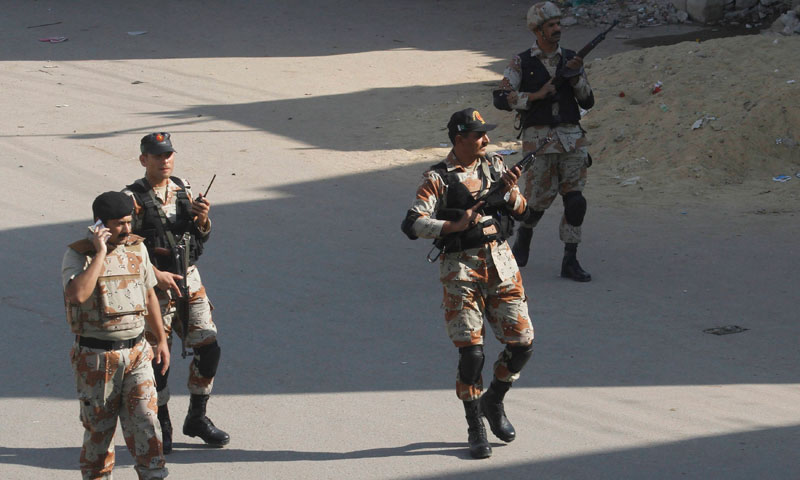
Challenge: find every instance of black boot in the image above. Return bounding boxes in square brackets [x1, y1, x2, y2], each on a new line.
[183, 394, 230, 447]
[463, 399, 492, 459]
[157, 404, 173, 454]
[561, 243, 591, 282]
[480, 380, 516, 443]
[512, 226, 533, 267]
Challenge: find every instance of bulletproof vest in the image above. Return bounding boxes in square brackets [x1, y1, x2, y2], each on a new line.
[65, 237, 149, 335]
[432, 157, 514, 252]
[519, 48, 582, 128]
[126, 177, 205, 272]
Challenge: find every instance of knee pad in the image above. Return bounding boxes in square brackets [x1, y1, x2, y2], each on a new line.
[193, 341, 221, 378]
[563, 191, 587, 226]
[458, 345, 485, 385]
[505, 344, 533, 374]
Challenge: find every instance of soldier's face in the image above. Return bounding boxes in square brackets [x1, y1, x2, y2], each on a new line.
[140, 152, 175, 182]
[106, 216, 132, 245]
[538, 19, 562, 44]
[460, 131, 490, 158]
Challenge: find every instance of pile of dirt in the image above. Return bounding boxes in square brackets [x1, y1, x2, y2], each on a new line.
[583, 33, 799, 190]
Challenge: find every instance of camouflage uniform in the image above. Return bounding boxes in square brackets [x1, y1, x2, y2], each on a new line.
[406, 151, 535, 401]
[125, 178, 217, 405]
[62, 235, 167, 480]
[499, 42, 593, 244]
[498, 0, 594, 245]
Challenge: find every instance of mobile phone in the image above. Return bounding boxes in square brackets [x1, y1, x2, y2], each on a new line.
[88, 219, 105, 233]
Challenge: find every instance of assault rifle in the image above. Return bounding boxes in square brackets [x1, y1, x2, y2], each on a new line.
[528, 20, 618, 110]
[426, 138, 552, 263]
[493, 20, 618, 129]
[174, 232, 192, 358]
[177, 174, 216, 358]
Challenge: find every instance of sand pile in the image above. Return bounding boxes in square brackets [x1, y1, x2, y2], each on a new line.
[583, 33, 800, 189]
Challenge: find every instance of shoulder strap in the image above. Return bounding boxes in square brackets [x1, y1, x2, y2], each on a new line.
[170, 176, 185, 189]
[68, 239, 95, 255]
[137, 177, 178, 250]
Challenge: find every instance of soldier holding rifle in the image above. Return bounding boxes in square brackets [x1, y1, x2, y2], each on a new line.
[495, 2, 610, 281]
[401, 108, 536, 459]
[124, 132, 229, 454]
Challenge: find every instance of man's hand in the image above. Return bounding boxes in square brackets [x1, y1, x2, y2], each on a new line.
[192, 194, 210, 228]
[153, 338, 171, 375]
[532, 79, 556, 101]
[500, 166, 521, 194]
[565, 55, 583, 71]
[154, 267, 184, 296]
[441, 201, 485, 235]
[90, 224, 110, 255]
[565, 56, 585, 85]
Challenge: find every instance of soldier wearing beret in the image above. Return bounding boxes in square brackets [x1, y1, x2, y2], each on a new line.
[62, 191, 170, 479]
[401, 108, 536, 459]
[123, 133, 229, 454]
[495, 1, 595, 282]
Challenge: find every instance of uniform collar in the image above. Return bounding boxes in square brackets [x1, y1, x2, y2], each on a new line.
[530, 42, 562, 59]
[445, 151, 487, 172]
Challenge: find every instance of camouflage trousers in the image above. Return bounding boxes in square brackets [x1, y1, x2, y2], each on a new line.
[70, 337, 167, 480]
[520, 148, 589, 244]
[146, 265, 218, 406]
[442, 267, 534, 401]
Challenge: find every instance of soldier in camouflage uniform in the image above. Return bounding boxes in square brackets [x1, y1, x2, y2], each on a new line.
[401, 108, 536, 459]
[62, 191, 170, 479]
[495, 1, 595, 282]
[124, 132, 230, 453]
[123, 132, 229, 453]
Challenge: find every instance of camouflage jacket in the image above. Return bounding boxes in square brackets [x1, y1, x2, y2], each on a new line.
[406, 151, 525, 283]
[62, 235, 157, 340]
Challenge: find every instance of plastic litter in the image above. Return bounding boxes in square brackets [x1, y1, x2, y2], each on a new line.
[691, 115, 716, 130]
[772, 175, 791, 182]
[796, 172, 800, 178]
[496, 149, 517, 155]
[788, 80, 796, 84]
[127, 31, 148, 36]
[620, 176, 640, 186]
[651, 81, 663, 94]
[659, 104, 668, 112]
[439, 143, 448, 147]
[618, 91, 625, 97]
[39, 36, 67, 43]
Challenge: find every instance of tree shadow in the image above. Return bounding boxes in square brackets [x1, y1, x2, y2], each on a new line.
[2, 425, 797, 478]
[1, 163, 798, 400]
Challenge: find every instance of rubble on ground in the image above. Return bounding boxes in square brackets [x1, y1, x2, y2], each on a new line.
[557, 0, 800, 29]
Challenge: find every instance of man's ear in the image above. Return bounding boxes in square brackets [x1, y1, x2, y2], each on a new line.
[138, 154, 147, 167]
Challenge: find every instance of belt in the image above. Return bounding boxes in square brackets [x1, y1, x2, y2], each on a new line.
[77, 333, 144, 351]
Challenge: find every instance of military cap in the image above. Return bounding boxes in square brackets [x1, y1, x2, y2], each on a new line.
[447, 108, 496, 139]
[92, 191, 134, 223]
[140, 132, 176, 155]
[527, 2, 562, 31]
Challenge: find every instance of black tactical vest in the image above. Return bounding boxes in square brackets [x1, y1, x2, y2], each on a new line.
[125, 177, 206, 272]
[519, 48, 583, 128]
[430, 158, 514, 252]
